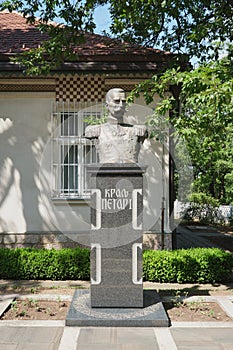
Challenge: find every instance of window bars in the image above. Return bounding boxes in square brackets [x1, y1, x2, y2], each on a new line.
[51, 101, 105, 199]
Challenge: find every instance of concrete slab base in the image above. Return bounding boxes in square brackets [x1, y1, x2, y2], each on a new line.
[66, 289, 169, 327]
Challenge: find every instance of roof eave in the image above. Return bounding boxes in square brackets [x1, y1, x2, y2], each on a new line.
[0, 52, 179, 74]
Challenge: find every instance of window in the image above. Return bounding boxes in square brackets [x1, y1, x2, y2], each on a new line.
[51, 102, 103, 199]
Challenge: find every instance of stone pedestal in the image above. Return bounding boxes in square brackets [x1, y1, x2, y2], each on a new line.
[89, 163, 144, 308]
[66, 289, 169, 327]
[66, 163, 169, 327]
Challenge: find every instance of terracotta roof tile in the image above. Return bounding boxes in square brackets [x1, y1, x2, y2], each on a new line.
[0, 12, 49, 53]
[0, 11, 173, 62]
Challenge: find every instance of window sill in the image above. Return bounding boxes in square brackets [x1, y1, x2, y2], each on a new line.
[51, 196, 90, 204]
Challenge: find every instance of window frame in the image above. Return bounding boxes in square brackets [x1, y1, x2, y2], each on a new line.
[51, 105, 101, 200]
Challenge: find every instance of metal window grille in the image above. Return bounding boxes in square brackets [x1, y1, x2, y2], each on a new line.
[51, 101, 104, 199]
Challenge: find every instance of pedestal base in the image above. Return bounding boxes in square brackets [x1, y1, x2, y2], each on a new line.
[66, 289, 169, 327]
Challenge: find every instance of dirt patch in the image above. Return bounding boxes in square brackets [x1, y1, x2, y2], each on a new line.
[158, 287, 233, 298]
[164, 300, 231, 322]
[1, 298, 70, 320]
[1, 296, 232, 322]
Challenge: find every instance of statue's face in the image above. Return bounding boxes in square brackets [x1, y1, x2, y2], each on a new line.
[107, 91, 126, 119]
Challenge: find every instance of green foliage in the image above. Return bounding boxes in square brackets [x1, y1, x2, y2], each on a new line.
[188, 192, 220, 207]
[143, 248, 233, 284]
[0, 247, 232, 284]
[0, 248, 90, 280]
[83, 115, 107, 125]
[108, 0, 232, 62]
[83, 107, 108, 125]
[111, 1, 233, 204]
[131, 53, 233, 203]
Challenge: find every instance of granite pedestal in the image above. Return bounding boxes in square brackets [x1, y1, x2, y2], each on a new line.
[66, 163, 169, 326]
[66, 289, 169, 327]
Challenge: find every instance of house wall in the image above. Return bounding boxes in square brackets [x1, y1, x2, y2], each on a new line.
[0, 76, 172, 249]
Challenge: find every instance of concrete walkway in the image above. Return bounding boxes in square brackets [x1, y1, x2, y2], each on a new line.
[0, 321, 233, 349]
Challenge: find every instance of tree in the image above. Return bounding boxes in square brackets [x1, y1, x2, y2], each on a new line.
[129, 51, 233, 203]
[107, 0, 233, 62]
[104, 0, 233, 203]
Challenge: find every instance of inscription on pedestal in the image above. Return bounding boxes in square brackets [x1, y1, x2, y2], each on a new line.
[102, 188, 132, 211]
[92, 186, 142, 231]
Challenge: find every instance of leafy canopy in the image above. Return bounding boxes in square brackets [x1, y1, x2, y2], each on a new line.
[107, 0, 232, 61]
[130, 50, 233, 202]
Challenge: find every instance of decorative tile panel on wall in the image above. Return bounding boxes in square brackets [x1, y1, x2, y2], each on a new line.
[0, 78, 56, 92]
[55, 74, 105, 102]
[0, 84, 55, 92]
[104, 84, 133, 92]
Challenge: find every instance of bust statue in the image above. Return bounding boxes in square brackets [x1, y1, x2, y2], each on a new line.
[85, 88, 147, 163]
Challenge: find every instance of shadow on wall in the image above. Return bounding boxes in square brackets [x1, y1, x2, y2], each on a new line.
[0, 99, 60, 246]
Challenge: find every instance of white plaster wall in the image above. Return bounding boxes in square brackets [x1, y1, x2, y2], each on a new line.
[0, 94, 52, 233]
[0, 92, 170, 240]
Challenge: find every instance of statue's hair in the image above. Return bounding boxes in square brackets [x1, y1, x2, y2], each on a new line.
[106, 88, 125, 103]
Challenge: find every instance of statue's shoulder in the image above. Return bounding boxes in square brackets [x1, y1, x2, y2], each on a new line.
[134, 124, 148, 137]
[85, 124, 101, 138]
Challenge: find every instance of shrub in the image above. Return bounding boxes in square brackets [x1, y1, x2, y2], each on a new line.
[143, 248, 233, 283]
[0, 248, 90, 280]
[0, 247, 232, 283]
